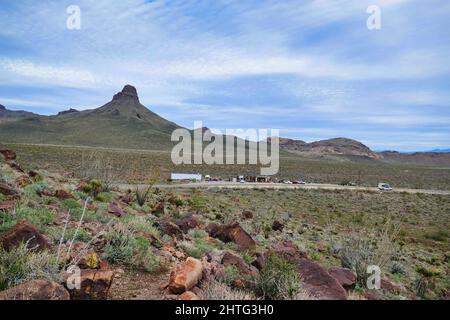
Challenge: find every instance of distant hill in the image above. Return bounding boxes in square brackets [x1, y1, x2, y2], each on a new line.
[273, 137, 381, 159]
[380, 151, 450, 166]
[0, 104, 39, 121]
[431, 149, 450, 153]
[0, 85, 181, 150]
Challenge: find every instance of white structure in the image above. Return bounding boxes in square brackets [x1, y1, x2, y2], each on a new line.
[171, 173, 202, 181]
[378, 183, 392, 191]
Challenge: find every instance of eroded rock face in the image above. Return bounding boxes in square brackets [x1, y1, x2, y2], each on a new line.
[175, 213, 199, 234]
[0, 220, 50, 252]
[169, 257, 203, 294]
[0, 149, 17, 161]
[328, 267, 357, 291]
[0, 280, 70, 300]
[206, 222, 256, 251]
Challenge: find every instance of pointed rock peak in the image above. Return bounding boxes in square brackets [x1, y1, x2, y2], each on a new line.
[0, 104, 6, 111]
[113, 85, 139, 102]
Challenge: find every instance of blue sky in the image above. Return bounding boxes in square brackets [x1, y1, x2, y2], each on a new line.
[0, 0, 449, 151]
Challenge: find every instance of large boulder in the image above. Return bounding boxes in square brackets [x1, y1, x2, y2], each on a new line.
[206, 222, 256, 251]
[0, 149, 17, 161]
[328, 267, 357, 291]
[270, 240, 307, 261]
[0, 280, 70, 300]
[0, 220, 50, 252]
[179, 291, 200, 300]
[168, 257, 203, 294]
[64, 262, 114, 300]
[175, 213, 199, 233]
[297, 259, 347, 300]
[221, 251, 259, 277]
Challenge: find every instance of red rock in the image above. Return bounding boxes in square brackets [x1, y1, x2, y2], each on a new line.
[232, 278, 245, 289]
[0, 149, 17, 161]
[242, 210, 254, 219]
[0, 183, 21, 198]
[221, 251, 259, 277]
[15, 175, 32, 188]
[270, 240, 307, 261]
[364, 291, 385, 300]
[0, 201, 15, 211]
[55, 189, 74, 200]
[169, 257, 203, 294]
[381, 279, 402, 294]
[272, 220, 284, 231]
[206, 222, 256, 251]
[119, 191, 133, 205]
[179, 291, 200, 300]
[155, 218, 184, 239]
[64, 264, 114, 300]
[37, 188, 54, 197]
[252, 252, 266, 271]
[175, 213, 199, 233]
[152, 200, 165, 216]
[9, 162, 25, 173]
[328, 267, 357, 291]
[0, 280, 70, 300]
[296, 258, 347, 300]
[108, 202, 125, 217]
[0, 220, 50, 252]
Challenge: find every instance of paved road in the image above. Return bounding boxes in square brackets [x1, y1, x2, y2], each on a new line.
[117, 182, 450, 196]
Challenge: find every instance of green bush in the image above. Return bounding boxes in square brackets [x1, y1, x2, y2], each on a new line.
[180, 239, 216, 259]
[253, 254, 304, 300]
[0, 206, 55, 233]
[104, 223, 160, 273]
[0, 244, 56, 291]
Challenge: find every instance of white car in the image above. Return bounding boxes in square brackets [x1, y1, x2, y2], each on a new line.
[378, 183, 393, 191]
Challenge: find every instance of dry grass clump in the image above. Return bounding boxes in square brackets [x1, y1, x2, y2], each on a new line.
[200, 280, 255, 300]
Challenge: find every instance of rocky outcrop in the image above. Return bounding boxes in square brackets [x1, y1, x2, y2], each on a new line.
[155, 219, 184, 239]
[206, 222, 256, 251]
[0, 220, 50, 252]
[0, 280, 70, 300]
[168, 257, 203, 294]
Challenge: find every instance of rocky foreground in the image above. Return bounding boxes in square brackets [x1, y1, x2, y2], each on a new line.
[0, 149, 444, 300]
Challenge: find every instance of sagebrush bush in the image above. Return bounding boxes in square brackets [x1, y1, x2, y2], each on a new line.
[252, 253, 305, 300]
[0, 244, 56, 290]
[200, 280, 254, 300]
[180, 239, 216, 259]
[104, 222, 160, 273]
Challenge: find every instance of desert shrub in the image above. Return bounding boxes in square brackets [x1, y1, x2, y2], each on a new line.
[222, 265, 240, 286]
[134, 185, 153, 207]
[104, 222, 160, 273]
[122, 215, 160, 238]
[0, 244, 56, 290]
[340, 220, 399, 287]
[188, 229, 208, 239]
[200, 280, 254, 300]
[0, 206, 55, 233]
[253, 254, 305, 300]
[0, 193, 5, 202]
[180, 239, 216, 259]
[425, 229, 448, 242]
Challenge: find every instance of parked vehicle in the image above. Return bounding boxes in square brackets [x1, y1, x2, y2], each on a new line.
[378, 183, 393, 191]
[293, 180, 306, 185]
